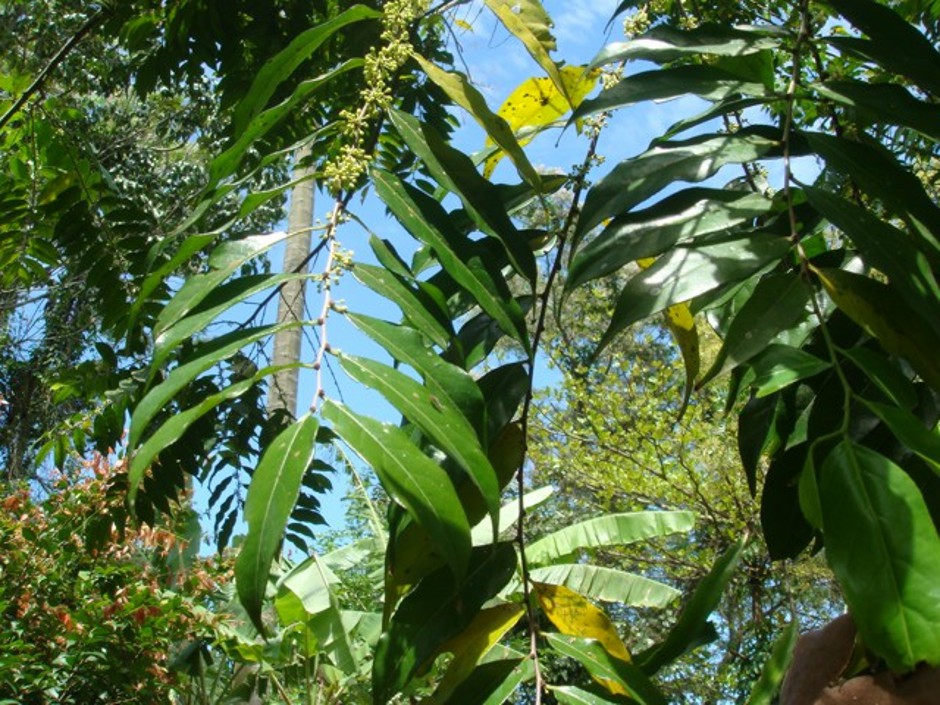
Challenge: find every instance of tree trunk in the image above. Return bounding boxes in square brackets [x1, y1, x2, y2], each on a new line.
[266, 146, 315, 419]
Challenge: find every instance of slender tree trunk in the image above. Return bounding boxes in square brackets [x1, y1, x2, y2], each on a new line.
[267, 146, 315, 419]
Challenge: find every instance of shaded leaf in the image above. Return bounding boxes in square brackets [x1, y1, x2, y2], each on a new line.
[545, 633, 666, 704]
[237, 415, 319, 634]
[323, 400, 471, 580]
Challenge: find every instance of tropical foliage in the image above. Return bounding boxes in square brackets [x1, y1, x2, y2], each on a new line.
[2, 0, 940, 702]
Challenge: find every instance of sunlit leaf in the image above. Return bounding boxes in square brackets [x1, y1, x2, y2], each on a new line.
[484, 66, 600, 178]
[819, 440, 940, 671]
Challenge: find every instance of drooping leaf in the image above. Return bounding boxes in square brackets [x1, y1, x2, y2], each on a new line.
[823, 0, 940, 97]
[567, 188, 774, 290]
[352, 263, 453, 349]
[738, 394, 781, 496]
[530, 564, 680, 609]
[860, 399, 940, 476]
[526, 511, 694, 568]
[750, 345, 830, 398]
[577, 127, 793, 238]
[804, 184, 940, 337]
[483, 0, 568, 100]
[411, 58, 541, 187]
[323, 400, 471, 580]
[347, 313, 485, 436]
[443, 657, 535, 705]
[231, 5, 379, 133]
[841, 347, 917, 410]
[804, 132, 940, 257]
[536, 582, 632, 664]
[131, 321, 299, 448]
[597, 234, 791, 355]
[574, 65, 770, 121]
[819, 440, 940, 671]
[550, 685, 631, 704]
[699, 273, 812, 387]
[637, 539, 745, 674]
[545, 633, 666, 704]
[153, 231, 290, 351]
[372, 168, 528, 347]
[592, 23, 782, 66]
[761, 445, 815, 560]
[338, 353, 501, 525]
[372, 543, 517, 704]
[814, 80, 940, 143]
[129, 363, 297, 503]
[814, 267, 940, 392]
[747, 620, 799, 705]
[236, 414, 319, 634]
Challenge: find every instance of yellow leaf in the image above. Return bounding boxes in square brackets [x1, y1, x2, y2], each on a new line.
[536, 582, 632, 696]
[636, 257, 700, 415]
[483, 66, 600, 178]
[535, 582, 631, 661]
[454, 18, 473, 32]
[426, 603, 525, 703]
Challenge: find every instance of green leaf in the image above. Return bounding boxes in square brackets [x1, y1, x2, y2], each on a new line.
[823, 0, 940, 97]
[442, 657, 534, 705]
[636, 539, 745, 674]
[210, 65, 356, 187]
[427, 602, 525, 704]
[131, 322, 298, 449]
[750, 345, 831, 398]
[472, 486, 554, 546]
[129, 363, 297, 503]
[814, 267, 940, 392]
[747, 620, 799, 705]
[545, 633, 666, 705]
[372, 168, 528, 347]
[804, 184, 940, 336]
[550, 685, 630, 704]
[410, 59, 541, 188]
[574, 65, 770, 121]
[762, 445, 815, 560]
[841, 347, 917, 410]
[592, 24, 782, 65]
[153, 231, 290, 347]
[700, 273, 812, 387]
[231, 5, 379, 134]
[804, 132, 940, 258]
[372, 543, 517, 704]
[577, 127, 791, 238]
[568, 189, 773, 290]
[738, 394, 781, 497]
[598, 234, 791, 355]
[819, 440, 940, 671]
[236, 414, 319, 634]
[860, 399, 940, 476]
[814, 80, 940, 143]
[415, 118, 538, 284]
[322, 400, 471, 580]
[351, 263, 453, 349]
[347, 313, 486, 436]
[526, 511, 694, 568]
[338, 353, 501, 525]
[530, 564, 680, 608]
